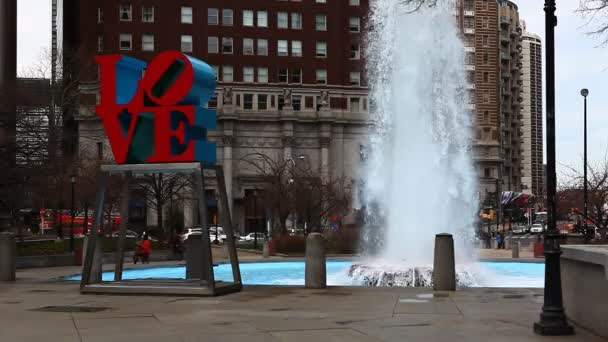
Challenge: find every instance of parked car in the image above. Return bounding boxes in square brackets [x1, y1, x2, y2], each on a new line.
[180, 227, 203, 241]
[530, 223, 544, 234]
[209, 227, 227, 243]
[241, 232, 266, 241]
[512, 226, 527, 234]
[111, 230, 140, 239]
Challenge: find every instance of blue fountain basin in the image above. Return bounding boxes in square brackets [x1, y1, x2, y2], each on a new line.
[64, 260, 544, 288]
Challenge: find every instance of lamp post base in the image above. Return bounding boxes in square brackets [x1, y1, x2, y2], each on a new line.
[534, 312, 574, 336]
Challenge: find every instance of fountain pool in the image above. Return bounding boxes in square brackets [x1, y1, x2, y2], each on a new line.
[64, 260, 544, 288]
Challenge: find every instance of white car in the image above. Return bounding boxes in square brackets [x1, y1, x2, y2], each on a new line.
[209, 227, 227, 243]
[180, 228, 203, 241]
[530, 224, 544, 234]
[241, 232, 266, 241]
[512, 226, 527, 234]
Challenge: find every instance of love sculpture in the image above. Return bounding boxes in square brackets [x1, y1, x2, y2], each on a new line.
[81, 51, 242, 297]
[96, 50, 217, 164]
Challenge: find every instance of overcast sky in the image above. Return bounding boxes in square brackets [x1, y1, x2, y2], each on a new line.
[16, 0, 608, 176]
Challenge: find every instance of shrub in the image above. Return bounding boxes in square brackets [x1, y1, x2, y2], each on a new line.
[273, 235, 306, 254]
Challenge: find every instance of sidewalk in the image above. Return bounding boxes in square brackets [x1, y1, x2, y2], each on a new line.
[1, 262, 605, 341]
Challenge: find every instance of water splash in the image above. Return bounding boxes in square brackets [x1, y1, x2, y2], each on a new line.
[360, 0, 478, 266]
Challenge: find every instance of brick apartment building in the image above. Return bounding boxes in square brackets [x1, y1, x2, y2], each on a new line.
[73, 0, 370, 233]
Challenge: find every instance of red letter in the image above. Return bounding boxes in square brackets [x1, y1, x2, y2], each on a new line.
[147, 106, 195, 163]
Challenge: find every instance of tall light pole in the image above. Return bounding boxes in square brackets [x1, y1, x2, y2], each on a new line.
[534, 0, 574, 336]
[580, 89, 589, 242]
[253, 190, 258, 249]
[69, 175, 77, 253]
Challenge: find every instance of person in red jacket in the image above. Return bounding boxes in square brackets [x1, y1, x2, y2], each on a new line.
[134, 235, 152, 264]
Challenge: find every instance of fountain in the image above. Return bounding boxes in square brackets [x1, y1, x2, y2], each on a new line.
[354, 0, 479, 287]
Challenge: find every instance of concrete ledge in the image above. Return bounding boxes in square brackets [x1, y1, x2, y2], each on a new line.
[17, 250, 176, 269]
[561, 245, 608, 338]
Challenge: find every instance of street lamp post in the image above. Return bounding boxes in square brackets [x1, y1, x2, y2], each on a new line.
[253, 190, 258, 249]
[534, 0, 574, 335]
[215, 190, 219, 244]
[581, 89, 589, 242]
[69, 175, 77, 253]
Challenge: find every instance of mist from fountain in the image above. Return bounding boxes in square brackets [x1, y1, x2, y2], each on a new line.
[354, 0, 479, 286]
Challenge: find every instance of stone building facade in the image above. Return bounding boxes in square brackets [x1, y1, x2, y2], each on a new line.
[74, 0, 370, 233]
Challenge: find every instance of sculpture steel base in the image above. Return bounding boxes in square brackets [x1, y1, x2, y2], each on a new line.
[80, 163, 242, 297]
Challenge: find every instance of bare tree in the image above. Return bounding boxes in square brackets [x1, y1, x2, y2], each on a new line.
[240, 152, 352, 236]
[579, 0, 608, 45]
[134, 173, 190, 239]
[561, 157, 608, 238]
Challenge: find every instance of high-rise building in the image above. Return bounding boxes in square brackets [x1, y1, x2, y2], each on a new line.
[458, 0, 502, 206]
[457, 0, 525, 207]
[520, 22, 543, 203]
[498, 0, 524, 193]
[73, 1, 370, 232]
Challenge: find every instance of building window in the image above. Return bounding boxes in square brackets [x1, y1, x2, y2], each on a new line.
[208, 8, 219, 25]
[350, 97, 361, 112]
[119, 4, 132, 21]
[350, 0, 360, 5]
[292, 95, 302, 111]
[243, 94, 254, 110]
[223, 9, 233, 26]
[208, 37, 219, 54]
[258, 67, 268, 83]
[278, 40, 288, 56]
[350, 43, 360, 59]
[316, 41, 327, 58]
[290, 68, 302, 83]
[349, 72, 361, 86]
[257, 11, 268, 27]
[257, 39, 268, 56]
[119, 33, 132, 50]
[482, 16, 489, 29]
[483, 111, 489, 123]
[291, 13, 302, 29]
[243, 67, 254, 83]
[211, 65, 219, 80]
[243, 38, 254, 55]
[291, 41, 302, 57]
[316, 69, 327, 84]
[482, 34, 489, 47]
[98, 8, 103, 23]
[258, 94, 268, 110]
[349, 17, 360, 32]
[208, 94, 218, 108]
[142, 34, 154, 51]
[222, 37, 233, 54]
[142, 6, 154, 23]
[483, 71, 489, 83]
[243, 10, 254, 26]
[181, 35, 193, 53]
[278, 68, 288, 83]
[315, 15, 327, 31]
[181, 7, 193, 24]
[484, 168, 491, 178]
[97, 142, 104, 160]
[278, 12, 288, 29]
[97, 34, 103, 52]
[222, 66, 233, 82]
[483, 53, 489, 64]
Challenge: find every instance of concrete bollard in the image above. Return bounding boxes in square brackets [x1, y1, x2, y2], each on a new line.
[433, 233, 456, 291]
[305, 233, 326, 289]
[263, 241, 269, 258]
[83, 235, 103, 284]
[186, 234, 202, 279]
[0, 233, 16, 281]
[512, 241, 520, 259]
